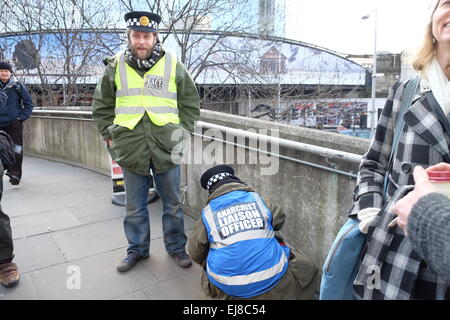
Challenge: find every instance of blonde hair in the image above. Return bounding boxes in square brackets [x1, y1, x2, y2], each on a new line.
[410, 0, 440, 72]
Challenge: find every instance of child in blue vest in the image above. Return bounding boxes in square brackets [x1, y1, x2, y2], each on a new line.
[187, 165, 318, 299]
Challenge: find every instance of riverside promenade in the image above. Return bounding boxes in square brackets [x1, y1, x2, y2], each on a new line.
[0, 156, 205, 300]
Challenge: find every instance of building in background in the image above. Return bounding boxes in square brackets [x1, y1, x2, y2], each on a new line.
[0, 0, 372, 134]
[208, 0, 286, 37]
[0, 30, 368, 118]
[347, 52, 404, 98]
[375, 53, 401, 97]
[257, 0, 286, 38]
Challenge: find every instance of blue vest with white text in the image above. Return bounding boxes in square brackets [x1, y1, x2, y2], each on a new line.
[202, 190, 290, 298]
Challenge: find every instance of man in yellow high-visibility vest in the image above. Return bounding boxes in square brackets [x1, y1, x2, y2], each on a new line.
[93, 11, 200, 272]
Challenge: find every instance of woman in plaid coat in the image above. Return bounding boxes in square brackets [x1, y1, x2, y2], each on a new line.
[351, 0, 450, 299]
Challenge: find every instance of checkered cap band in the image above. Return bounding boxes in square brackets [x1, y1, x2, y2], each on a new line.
[127, 18, 158, 29]
[206, 172, 232, 190]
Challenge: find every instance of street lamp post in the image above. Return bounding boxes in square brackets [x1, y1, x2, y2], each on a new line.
[277, 45, 282, 121]
[362, 8, 378, 139]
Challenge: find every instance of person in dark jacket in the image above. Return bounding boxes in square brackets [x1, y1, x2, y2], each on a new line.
[188, 165, 318, 300]
[0, 61, 34, 185]
[0, 88, 6, 106]
[392, 163, 450, 285]
[0, 85, 20, 288]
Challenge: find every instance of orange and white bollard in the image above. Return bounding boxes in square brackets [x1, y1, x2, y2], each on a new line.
[109, 156, 126, 206]
[108, 156, 160, 206]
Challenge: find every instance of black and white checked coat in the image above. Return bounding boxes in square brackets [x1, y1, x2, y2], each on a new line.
[350, 78, 450, 300]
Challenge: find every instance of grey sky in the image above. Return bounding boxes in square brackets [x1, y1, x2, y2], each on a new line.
[285, 0, 434, 55]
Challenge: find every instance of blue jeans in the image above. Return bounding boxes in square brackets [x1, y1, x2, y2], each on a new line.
[122, 165, 187, 257]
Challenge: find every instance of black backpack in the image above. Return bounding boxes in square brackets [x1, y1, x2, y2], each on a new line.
[0, 130, 16, 165]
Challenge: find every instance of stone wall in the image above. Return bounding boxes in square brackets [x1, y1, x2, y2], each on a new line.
[24, 109, 370, 268]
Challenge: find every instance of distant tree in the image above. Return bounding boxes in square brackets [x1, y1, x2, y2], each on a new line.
[13, 39, 40, 70]
[0, 0, 122, 106]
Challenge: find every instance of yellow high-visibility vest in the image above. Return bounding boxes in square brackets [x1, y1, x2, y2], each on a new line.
[114, 52, 179, 130]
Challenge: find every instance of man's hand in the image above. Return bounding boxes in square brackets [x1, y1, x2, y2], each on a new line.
[392, 164, 450, 234]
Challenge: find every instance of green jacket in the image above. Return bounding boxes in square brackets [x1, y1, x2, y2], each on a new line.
[92, 51, 200, 175]
[187, 182, 319, 300]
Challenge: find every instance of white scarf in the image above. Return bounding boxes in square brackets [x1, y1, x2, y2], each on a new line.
[422, 57, 450, 115]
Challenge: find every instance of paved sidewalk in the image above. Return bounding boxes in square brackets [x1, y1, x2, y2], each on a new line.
[0, 157, 205, 300]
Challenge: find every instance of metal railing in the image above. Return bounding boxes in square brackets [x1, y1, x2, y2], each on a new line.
[31, 109, 94, 121]
[196, 121, 361, 179]
[31, 109, 362, 178]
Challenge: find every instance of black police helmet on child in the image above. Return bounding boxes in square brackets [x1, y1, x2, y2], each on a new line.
[200, 165, 235, 191]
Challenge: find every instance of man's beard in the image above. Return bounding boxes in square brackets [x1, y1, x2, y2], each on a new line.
[129, 44, 154, 60]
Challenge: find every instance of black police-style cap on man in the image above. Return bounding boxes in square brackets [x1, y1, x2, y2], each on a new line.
[124, 11, 161, 32]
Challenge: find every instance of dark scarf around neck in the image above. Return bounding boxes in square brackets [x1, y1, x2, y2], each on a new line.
[124, 39, 163, 72]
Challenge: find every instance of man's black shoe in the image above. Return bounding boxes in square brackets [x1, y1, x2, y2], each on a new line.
[5, 172, 20, 185]
[9, 175, 20, 185]
[172, 251, 192, 268]
[116, 252, 148, 273]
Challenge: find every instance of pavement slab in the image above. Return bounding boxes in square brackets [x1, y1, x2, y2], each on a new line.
[142, 270, 207, 300]
[114, 290, 149, 300]
[50, 218, 128, 261]
[0, 157, 205, 300]
[29, 249, 160, 300]
[12, 234, 67, 273]
[0, 273, 39, 300]
[10, 207, 82, 239]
